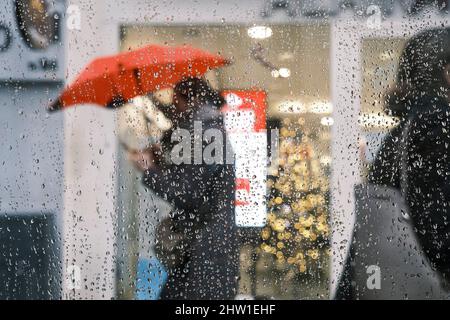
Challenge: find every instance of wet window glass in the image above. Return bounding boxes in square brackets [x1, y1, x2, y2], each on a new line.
[1, 0, 450, 302]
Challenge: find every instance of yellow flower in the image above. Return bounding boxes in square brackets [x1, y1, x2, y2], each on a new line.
[295, 252, 304, 260]
[261, 227, 271, 240]
[299, 215, 314, 228]
[292, 200, 310, 213]
[301, 229, 311, 238]
[307, 194, 325, 207]
[307, 249, 319, 260]
[280, 127, 289, 137]
[298, 261, 307, 273]
[278, 183, 291, 195]
[276, 251, 284, 260]
[287, 156, 296, 166]
[268, 212, 277, 222]
[316, 222, 327, 232]
[293, 163, 307, 174]
[274, 197, 283, 205]
[287, 257, 296, 264]
[261, 243, 275, 254]
[272, 218, 286, 232]
[294, 181, 309, 192]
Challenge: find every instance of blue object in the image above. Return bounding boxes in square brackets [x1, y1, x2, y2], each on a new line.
[136, 257, 168, 300]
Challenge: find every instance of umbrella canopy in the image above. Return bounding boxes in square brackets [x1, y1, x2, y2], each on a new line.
[48, 45, 229, 111]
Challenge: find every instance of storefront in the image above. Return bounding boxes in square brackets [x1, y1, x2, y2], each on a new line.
[117, 23, 331, 299]
[110, 1, 450, 299]
[65, 0, 450, 300]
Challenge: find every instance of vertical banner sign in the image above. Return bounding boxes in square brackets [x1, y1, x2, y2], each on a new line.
[222, 90, 267, 227]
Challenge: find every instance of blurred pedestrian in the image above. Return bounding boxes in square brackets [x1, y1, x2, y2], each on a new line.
[338, 27, 450, 299]
[129, 77, 239, 300]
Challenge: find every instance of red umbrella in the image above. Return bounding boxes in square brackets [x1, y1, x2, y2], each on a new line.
[48, 45, 229, 111]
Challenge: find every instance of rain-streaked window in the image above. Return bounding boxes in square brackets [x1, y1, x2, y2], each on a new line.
[1, 0, 450, 303]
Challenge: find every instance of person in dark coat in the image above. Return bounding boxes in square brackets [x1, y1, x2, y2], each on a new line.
[129, 77, 239, 300]
[337, 27, 450, 298]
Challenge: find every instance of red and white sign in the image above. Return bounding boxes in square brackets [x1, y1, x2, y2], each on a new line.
[222, 90, 267, 227]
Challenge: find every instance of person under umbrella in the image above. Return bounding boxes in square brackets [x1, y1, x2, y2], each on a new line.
[48, 44, 229, 112]
[128, 77, 239, 300]
[49, 45, 235, 299]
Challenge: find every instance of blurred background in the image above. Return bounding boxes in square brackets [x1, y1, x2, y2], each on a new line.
[0, 0, 449, 299]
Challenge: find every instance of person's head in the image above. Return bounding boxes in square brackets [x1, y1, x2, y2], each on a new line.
[386, 27, 450, 116]
[172, 77, 225, 114]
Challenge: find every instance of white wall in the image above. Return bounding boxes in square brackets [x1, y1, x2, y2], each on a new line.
[62, 0, 119, 300]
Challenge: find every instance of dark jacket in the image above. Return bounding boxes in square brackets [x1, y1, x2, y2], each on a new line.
[143, 102, 238, 300]
[367, 95, 450, 281]
[337, 95, 450, 299]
